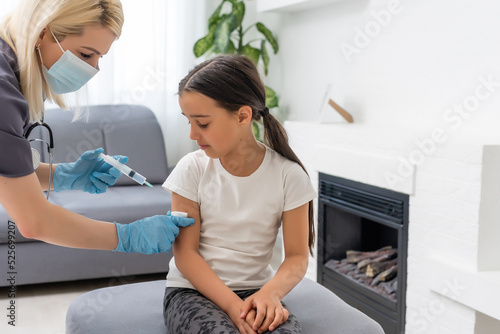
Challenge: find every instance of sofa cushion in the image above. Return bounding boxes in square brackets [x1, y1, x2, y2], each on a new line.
[41, 107, 105, 163]
[42, 104, 169, 186]
[104, 119, 168, 186]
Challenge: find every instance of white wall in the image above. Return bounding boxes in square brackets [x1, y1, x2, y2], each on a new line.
[273, 0, 500, 139]
[270, 1, 500, 332]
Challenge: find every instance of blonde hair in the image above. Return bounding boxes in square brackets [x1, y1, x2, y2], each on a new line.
[0, 0, 124, 122]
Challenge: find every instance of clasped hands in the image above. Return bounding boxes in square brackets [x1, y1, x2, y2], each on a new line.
[232, 289, 289, 334]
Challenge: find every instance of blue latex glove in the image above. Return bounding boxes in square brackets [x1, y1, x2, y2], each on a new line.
[113, 212, 195, 254]
[53, 147, 128, 194]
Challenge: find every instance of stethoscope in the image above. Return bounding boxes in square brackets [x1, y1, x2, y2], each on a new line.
[24, 119, 54, 199]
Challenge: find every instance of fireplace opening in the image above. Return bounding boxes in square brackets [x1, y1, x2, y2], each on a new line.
[325, 245, 398, 301]
[317, 173, 408, 334]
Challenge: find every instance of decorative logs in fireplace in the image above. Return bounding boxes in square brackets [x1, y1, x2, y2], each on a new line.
[324, 246, 398, 301]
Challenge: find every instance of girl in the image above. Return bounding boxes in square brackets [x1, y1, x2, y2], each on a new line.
[163, 54, 316, 334]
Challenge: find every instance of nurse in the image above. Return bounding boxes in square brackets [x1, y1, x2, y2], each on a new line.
[0, 0, 193, 254]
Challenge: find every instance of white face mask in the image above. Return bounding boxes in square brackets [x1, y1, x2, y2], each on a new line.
[38, 30, 98, 94]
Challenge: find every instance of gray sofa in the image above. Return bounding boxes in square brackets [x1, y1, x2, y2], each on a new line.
[0, 104, 174, 287]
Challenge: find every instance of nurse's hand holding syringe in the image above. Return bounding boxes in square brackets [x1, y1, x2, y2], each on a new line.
[53, 148, 127, 194]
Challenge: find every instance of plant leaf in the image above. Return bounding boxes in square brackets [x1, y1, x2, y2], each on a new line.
[193, 24, 216, 57]
[227, 40, 236, 54]
[265, 86, 279, 108]
[261, 40, 269, 76]
[193, 35, 213, 57]
[232, 1, 245, 27]
[256, 22, 279, 54]
[208, 2, 223, 28]
[205, 44, 216, 58]
[215, 14, 238, 53]
[242, 44, 260, 64]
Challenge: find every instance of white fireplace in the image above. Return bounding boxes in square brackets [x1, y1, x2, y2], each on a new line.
[285, 121, 500, 333]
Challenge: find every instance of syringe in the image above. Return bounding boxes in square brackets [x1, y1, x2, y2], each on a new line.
[99, 153, 153, 188]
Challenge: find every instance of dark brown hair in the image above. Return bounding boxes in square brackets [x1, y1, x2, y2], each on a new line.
[179, 54, 315, 255]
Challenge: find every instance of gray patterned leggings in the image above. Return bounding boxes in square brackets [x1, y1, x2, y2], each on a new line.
[163, 287, 303, 334]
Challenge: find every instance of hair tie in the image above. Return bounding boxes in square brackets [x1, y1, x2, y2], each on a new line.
[260, 107, 269, 117]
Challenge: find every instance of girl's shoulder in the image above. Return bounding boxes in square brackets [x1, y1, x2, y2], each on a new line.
[264, 147, 312, 187]
[180, 149, 210, 166]
[266, 146, 304, 173]
[174, 149, 212, 176]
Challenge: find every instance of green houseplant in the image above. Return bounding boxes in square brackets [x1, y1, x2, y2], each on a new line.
[193, 0, 280, 139]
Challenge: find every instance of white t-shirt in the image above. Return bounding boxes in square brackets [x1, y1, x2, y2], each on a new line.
[162, 146, 317, 290]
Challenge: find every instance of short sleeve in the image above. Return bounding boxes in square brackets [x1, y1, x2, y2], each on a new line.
[162, 152, 203, 203]
[283, 163, 317, 212]
[0, 75, 34, 178]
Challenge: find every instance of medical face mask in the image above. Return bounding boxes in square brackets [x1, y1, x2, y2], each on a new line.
[38, 30, 98, 94]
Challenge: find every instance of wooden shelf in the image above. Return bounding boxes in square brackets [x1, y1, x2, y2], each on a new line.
[257, 0, 347, 13]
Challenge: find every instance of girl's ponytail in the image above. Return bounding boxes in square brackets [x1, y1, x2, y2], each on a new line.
[260, 110, 315, 256]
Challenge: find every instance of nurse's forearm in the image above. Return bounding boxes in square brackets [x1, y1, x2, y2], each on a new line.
[37, 202, 119, 250]
[34, 163, 56, 191]
[0, 173, 118, 250]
